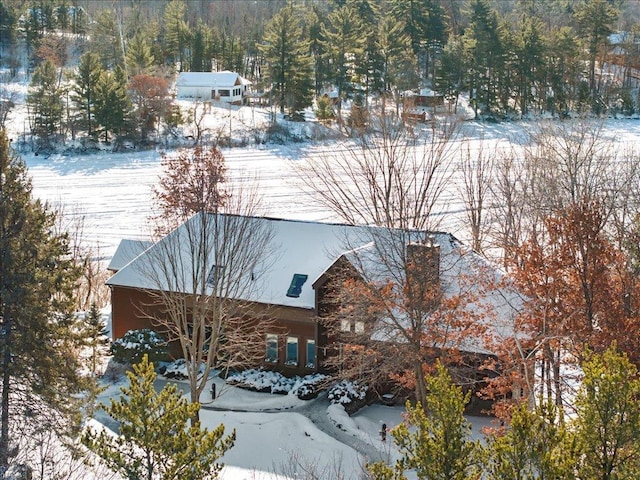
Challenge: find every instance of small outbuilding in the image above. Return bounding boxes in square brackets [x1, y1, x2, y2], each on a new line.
[176, 71, 252, 104]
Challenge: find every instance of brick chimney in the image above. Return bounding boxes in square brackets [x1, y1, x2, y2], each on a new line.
[406, 236, 440, 310]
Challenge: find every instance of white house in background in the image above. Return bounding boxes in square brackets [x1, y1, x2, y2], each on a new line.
[175, 71, 252, 104]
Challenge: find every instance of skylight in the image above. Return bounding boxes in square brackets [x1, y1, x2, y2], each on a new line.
[286, 273, 308, 298]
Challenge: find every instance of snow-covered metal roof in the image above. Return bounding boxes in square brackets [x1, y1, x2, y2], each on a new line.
[176, 71, 252, 88]
[107, 238, 153, 272]
[106, 214, 521, 336]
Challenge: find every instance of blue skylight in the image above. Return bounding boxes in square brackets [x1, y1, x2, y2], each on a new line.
[286, 273, 308, 298]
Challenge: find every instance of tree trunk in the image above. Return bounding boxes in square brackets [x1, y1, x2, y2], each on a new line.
[0, 314, 11, 472]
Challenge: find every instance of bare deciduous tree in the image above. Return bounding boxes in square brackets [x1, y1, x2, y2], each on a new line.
[458, 139, 494, 254]
[299, 114, 502, 406]
[142, 146, 276, 418]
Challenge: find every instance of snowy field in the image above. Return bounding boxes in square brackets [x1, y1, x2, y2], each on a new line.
[20, 117, 640, 262]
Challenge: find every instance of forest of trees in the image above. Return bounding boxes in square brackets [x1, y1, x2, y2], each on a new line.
[1, 0, 640, 147]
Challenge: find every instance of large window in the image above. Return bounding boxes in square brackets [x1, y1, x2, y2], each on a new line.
[286, 336, 298, 366]
[305, 339, 316, 369]
[265, 334, 278, 363]
[219, 89, 231, 97]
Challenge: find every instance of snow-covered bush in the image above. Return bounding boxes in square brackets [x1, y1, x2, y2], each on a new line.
[327, 380, 368, 406]
[290, 373, 329, 400]
[227, 369, 329, 399]
[163, 358, 205, 380]
[110, 328, 168, 365]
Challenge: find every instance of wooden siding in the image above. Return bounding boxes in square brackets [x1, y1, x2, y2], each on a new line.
[110, 285, 322, 376]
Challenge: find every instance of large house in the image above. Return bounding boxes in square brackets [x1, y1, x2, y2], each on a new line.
[106, 214, 519, 378]
[175, 71, 251, 104]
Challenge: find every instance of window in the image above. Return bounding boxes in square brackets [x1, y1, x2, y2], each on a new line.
[211, 89, 216, 99]
[206, 265, 224, 286]
[355, 321, 365, 333]
[219, 89, 231, 97]
[286, 273, 308, 298]
[305, 339, 316, 369]
[285, 336, 298, 366]
[265, 334, 278, 363]
[340, 319, 351, 332]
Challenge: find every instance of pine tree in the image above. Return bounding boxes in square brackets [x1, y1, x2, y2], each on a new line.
[574, 0, 619, 100]
[484, 402, 575, 479]
[0, 2, 17, 52]
[0, 130, 89, 470]
[94, 66, 131, 142]
[463, 0, 504, 117]
[82, 355, 235, 480]
[573, 347, 640, 480]
[125, 32, 156, 76]
[72, 52, 103, 137]
[82, 302, 110, 376]
[368, 362, 481, 480]
[163, 0, 190, 70]
[321, 4, 366, 113]
[27, 59, 63, 144]
[375, 14, 419, 107]
[260, 6, 314, 116]
[89, 9, 124, 69]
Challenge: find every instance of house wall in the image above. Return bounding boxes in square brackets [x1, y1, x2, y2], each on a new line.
[110, 285, 320, 376]
[176, 85, 245, 104]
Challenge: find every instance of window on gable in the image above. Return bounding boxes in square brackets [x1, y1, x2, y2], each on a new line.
[286, 336, 298, 366]
[265, 334, 278, 363]
[286, 273, 308, 298]
[206, 265, 224, 286]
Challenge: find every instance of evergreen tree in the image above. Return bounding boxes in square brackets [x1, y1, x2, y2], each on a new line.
[304, 5, 330, 95]
[72, 52, 103, 137]
[70, 4, 88, 36]
[321, 4, 366, 114]
[573, 347, 640, 480]
[545, 26, 581, 115]
[0, 130, 88, 471]
[463, 0, 504, 117]
[0, 2, 17, 52]
[82, 302, 110, 376]
[190, 22, 210, 72]
[90, 9, 124, 68]
[125, 32, 156, 76]
[94, 66, 131, 142]
[27, 59, 63, 144]
[368, 362, 481, 480]
[55, 0, 70, 31]
[421, 0, 449, 83]
[485, 402, 575, 479]
[434, 35, 466, 112]
[260, 6, 314, 116]
[511, 16, 546, 116]
[375, 14, 419, 106]
[163, 0, 190, 70]
[574, 0, 619, 100]
[82, 355, 235, 480]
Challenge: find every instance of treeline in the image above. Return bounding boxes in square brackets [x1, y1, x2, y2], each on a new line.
[1, 0, 640, 145]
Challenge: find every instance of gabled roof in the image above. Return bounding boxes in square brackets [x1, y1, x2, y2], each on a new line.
[176, 71, 252, 88]
[107, 239, 153, 272]
[106, 215, 520, 327]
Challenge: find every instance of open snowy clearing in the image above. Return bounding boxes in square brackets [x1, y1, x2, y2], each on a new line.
[22, 118, 640, 261]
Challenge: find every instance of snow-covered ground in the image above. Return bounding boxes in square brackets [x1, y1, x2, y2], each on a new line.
[92, 368, 497, 480]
